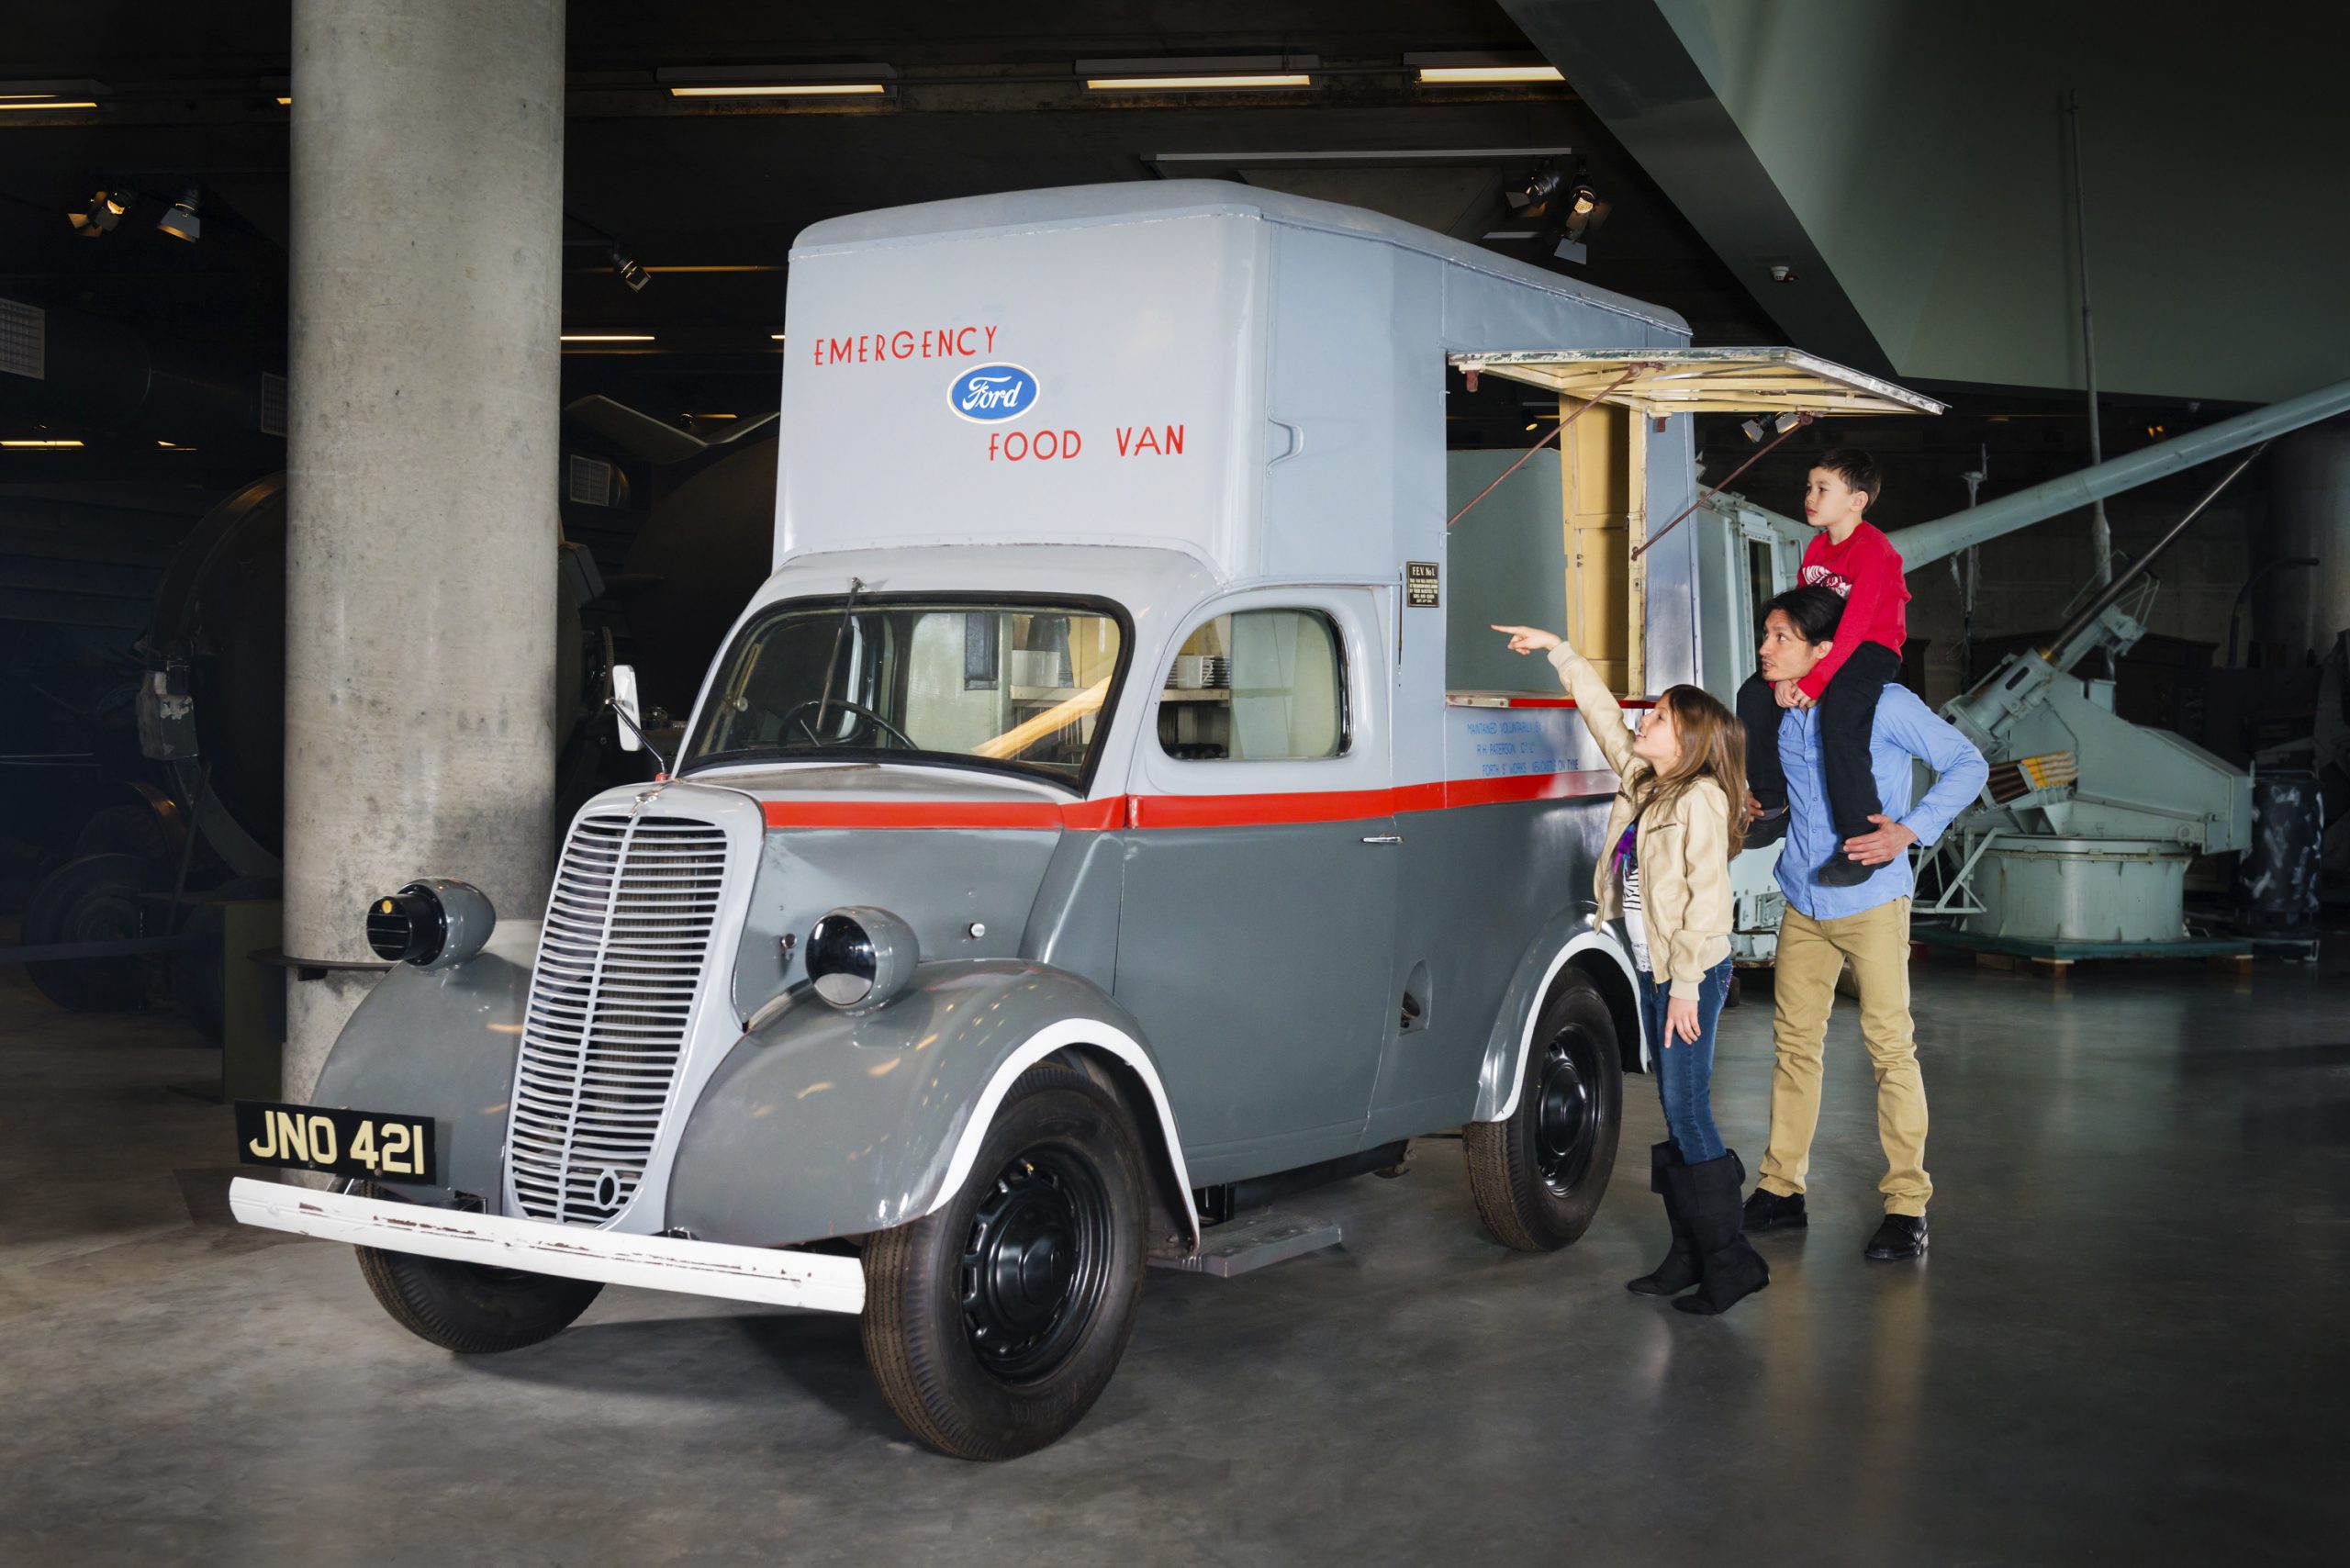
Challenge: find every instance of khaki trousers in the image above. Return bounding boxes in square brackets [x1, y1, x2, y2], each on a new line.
[1758, 898, 1932, 1215]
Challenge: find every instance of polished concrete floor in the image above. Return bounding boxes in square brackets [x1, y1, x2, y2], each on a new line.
[5, 942, 2347, 1566]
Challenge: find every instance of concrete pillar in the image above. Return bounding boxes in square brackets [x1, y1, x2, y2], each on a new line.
[283, 0, 566, 1101]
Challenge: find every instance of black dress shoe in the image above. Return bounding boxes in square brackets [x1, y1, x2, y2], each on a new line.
[1816, 849, 1875, 887]
[1864, 1213, 1928, 1260]
[1745, 806, 1789, 848]
[1740, 1187, 1807, 1233]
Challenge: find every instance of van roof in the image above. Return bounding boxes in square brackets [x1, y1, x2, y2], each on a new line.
[791, 178, 1687, 338]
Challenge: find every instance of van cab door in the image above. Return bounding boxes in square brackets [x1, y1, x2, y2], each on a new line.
[1112, 587, 1399, 1184]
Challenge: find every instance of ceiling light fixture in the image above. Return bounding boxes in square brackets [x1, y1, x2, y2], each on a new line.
[155, 187, 201, 242]
[1405, 53, 1564, 85]
[657, 64, 897, 99]
[1080, 55, 1318, 91]
[770, 333, 788, 342]
[0, 98, 97, 111]
[1420, 66, 1562, 84]
[158, 440, 196, 450]
[68, 188, 130, 237]
[4, 439, 84, 448]
[669, 83, 888, 97]
[610, 248, 650, 292]
[561, 333, 655, 342]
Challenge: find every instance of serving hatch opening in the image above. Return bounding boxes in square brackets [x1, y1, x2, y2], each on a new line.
[1443, 347, 1942, 702]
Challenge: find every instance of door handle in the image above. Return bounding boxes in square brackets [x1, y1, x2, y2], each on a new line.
[1361, 834, 1404, 846]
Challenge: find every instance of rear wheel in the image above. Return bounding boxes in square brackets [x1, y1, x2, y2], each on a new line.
[860, 1064, 1148, 1461]
[1464, 969, 1624, 1251]
[352, 1186, 602, 1353]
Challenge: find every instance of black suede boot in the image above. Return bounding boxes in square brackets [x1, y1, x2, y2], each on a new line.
[1627, 1141, 1699, 1296]
[1671, 1151, 1771, 1316]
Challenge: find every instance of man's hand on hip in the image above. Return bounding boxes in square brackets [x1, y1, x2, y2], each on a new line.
[1843, 814, 1919, 866]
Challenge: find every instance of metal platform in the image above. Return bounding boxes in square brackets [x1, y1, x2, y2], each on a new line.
[1148, 1210, 1343, 1279]
[1912, 924, 2253, 964]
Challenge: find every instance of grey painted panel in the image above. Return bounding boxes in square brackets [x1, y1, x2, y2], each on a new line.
[730, 824, 1058, 1025]
[1020, 829, 1125, 991]
[666, 960, 1152, 1243]
[309, 920, 538, 1205]
[1112, 817, 1395, 1168]
[1371, 796, 1618, 1141]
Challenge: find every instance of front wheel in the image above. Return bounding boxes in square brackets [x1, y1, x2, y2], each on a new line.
[1463, 969, 1624, 1251]
[353, 1186, 602, 1353]
[860, 1064, 1149, 1461]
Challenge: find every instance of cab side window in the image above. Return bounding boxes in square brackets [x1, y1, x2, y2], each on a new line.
[1157, 609, 1346, 762]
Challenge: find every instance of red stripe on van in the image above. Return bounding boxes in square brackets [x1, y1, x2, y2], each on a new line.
[759, 772, 1617, 833]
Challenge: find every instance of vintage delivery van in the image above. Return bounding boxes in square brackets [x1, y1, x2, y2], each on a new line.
[230, 183, 1934, 1459]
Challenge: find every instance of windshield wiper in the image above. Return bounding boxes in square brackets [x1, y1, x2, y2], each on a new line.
[803, 576, 867, 745]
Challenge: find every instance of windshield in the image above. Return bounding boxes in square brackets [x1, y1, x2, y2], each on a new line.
[684, 596, 1128, 789]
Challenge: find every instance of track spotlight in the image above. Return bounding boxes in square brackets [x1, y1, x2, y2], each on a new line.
[67, 188, 129, 237]
[1740, 411, 1807, 442]
[1550, 183, 1610, 265]
[1504, 165, 1565, 219]
[610, 248, 649, 292]
[155, 187, 200, 242]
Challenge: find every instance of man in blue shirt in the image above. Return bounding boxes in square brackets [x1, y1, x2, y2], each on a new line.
[1740, 586, 1988, 1260]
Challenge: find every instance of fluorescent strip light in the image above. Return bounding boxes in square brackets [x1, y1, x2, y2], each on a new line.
[641, 264, 783, 273]
[158, 440, 197, 449]
[4, 439, 84, 448]
[770, 333, 788, 342]
[1417, 65, 1562, 84]
[561, 332, 655, 342]
[0, 100, 96, 111]
[1086, 73, 1310, 90]
[690, 413, 739, 420]
[277, 95, 293, 105]
[668, 83, 888, 97]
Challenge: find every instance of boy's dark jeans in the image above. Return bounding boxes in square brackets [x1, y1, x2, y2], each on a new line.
[1739, 640, 1901, 839]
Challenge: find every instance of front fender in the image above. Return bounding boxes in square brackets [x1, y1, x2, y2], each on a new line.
[310, 920, 538, 1204]
[666, 960, 1189, 1246]
[1471, 913, 1644, 1124]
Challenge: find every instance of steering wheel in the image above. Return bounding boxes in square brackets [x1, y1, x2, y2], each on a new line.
[778, 697, 918, 751]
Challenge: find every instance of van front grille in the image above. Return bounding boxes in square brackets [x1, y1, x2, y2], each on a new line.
[509, 812, 727, 1225]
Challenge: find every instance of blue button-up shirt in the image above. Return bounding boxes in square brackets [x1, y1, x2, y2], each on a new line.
[1774, 686, 1989, 922]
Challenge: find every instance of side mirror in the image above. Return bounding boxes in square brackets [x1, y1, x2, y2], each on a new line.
[611, 664, 643, 752]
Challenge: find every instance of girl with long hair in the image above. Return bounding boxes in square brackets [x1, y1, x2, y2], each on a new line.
[1493, 624, 1769, 1316]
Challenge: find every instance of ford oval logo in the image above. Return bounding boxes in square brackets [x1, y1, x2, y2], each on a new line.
[948, 363, 1039, 424]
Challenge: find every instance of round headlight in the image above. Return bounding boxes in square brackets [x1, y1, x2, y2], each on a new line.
[364, 879, 496, 970]
[806, 906, 918, 1010]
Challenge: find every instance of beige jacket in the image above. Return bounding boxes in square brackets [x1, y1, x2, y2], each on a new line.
[1547, 644, 1734, 999]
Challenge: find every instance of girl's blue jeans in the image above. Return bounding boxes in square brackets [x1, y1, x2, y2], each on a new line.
[1638, 957, 1734, 1163]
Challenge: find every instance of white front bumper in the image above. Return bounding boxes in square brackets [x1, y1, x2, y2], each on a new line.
[229, 1178, 866, 1315]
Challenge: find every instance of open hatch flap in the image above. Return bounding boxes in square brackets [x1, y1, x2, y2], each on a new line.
[1446, 347, 1946, 419]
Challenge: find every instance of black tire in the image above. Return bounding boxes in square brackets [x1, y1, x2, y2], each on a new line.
[353, 1186, 602, 1353]
[860, 1064, 1149, 1461]
[22, 854, 162, 1013]
[1463, 969, 1625, 1251]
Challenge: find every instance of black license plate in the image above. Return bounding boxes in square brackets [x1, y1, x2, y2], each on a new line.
[235, 1101, 438, 1184]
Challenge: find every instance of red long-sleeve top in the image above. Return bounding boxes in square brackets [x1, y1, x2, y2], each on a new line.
[1795, 521, 1909, 699]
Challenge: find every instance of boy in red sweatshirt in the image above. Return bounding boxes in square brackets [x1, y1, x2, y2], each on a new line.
[1738, 448, 1910, 887]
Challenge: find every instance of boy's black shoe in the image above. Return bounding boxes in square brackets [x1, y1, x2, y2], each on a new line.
[1740, 1187, 1807, 1233]
[1745, 805, 1788, 848]
[1817, 848, 1875, 887]
[1864, 1213, 1928, 1260]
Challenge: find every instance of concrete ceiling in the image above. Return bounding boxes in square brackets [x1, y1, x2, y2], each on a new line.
[1501, 0, 2350, 405]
